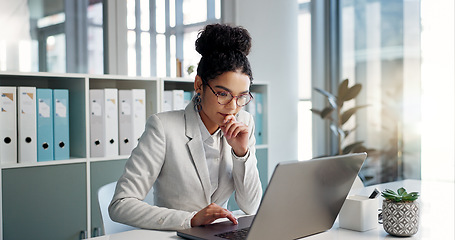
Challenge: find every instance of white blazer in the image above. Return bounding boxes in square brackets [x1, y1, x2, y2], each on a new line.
[109, 103, 262, 230]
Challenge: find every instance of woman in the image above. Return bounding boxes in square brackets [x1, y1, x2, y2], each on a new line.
[109, 23, 262, 231]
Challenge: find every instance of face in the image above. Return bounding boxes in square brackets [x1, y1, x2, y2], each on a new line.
[194, 71, 251, 134]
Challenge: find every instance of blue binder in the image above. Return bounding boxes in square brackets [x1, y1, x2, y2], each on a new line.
[53, 89, 70, 160]
[254, 92, 264, 145]
[36, 89, 54, 161]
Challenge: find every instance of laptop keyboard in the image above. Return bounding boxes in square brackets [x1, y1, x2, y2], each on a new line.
[215, 227, 250, 240]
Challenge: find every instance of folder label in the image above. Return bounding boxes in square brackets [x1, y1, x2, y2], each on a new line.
[91, 100, 102, 116]
[38, 99, 51, 118]
[55, 100, 67, 118]
[20, 92, 35, 114]
[1, 93, 14, 112]
[121, 100, 131, 115]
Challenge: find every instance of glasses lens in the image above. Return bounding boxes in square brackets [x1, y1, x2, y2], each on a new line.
[237, 94, 252, 106]
[217, 92, 233, 105]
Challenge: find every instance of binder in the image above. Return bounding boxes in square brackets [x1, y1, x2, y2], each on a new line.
[0, 87, 17, 164]
[118, 89, 146, 156]
[53, 89, 70, 160]
[253, 92, 264, 145]
[163, 90, 173, 112]
[131, 89, 146, 147]
[90, 89, 119, 157]
[17, 87, 37, 163]
[90, 89, 105, 157]
[104, 89, 119, 157]
[163, 90, 185, 111]
[183, 91, 193, 108]
[36, 89, 54, 161]
[172, 90, 184, 110]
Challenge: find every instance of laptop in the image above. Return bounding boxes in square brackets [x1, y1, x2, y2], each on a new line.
[177, 153, 366, 240]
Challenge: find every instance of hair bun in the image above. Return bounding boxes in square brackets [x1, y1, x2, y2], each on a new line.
[195, 24, 251, 57]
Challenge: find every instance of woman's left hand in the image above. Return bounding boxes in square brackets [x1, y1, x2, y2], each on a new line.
[220, 115, 249, 157]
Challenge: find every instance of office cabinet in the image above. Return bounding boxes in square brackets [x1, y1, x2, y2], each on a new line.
[2, 164, 87, 240]
[0, 72, 268, 239]
[89, 159, 128, 236]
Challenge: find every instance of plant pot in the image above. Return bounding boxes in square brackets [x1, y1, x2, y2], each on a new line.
[382, 200, 419, 236]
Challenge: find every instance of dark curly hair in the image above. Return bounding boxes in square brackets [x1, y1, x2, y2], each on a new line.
[195, 24, 253, 84]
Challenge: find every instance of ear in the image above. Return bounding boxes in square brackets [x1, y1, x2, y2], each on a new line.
[194, 76, 203, 93]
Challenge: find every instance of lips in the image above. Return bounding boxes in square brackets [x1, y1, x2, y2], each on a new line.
[219, 112, 235, 118]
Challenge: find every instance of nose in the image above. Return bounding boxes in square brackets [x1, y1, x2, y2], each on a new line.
[225, 97, 237, 110]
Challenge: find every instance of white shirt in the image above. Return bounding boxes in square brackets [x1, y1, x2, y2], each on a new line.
[197, 113, 222, 198]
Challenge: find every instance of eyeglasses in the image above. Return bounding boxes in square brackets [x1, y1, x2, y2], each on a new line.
[206, 84, 253, 107]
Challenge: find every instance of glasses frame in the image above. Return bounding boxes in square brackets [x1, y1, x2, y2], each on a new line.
[206, 83, 253, 107]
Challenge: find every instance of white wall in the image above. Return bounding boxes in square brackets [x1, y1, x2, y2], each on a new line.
[224, 0, 300, 178]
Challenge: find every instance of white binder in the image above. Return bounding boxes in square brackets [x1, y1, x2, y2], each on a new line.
[17, 87, 37, 163]
[89, 89, 119, 157]
[163, 90, 173, 112]
[104, 89, 119, 157]
[90, 89, 105, 157]
[0, 87, 17, 164]
[118, 89, 146, 156]
[163, 89, 185, 111]
[172, 90, 184, 110]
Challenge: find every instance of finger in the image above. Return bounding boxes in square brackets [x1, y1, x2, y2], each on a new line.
[230, 125, 248, 138]
[226, 212, 238, 225]
[221, 123, 234, 138]
[223, 114, 236, 125]
[211, 209, 238, 225]
[226, 122, 247, 139]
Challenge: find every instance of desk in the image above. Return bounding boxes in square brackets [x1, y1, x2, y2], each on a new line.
[92, 180, 454, 240]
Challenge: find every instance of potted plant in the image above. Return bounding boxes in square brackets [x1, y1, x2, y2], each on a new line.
[381, 187, 420, 236]
[311, 78, 373, 155]
[311, 79, 376, 184]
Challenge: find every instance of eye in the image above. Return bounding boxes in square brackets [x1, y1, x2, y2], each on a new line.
[218, 91, 229, 97]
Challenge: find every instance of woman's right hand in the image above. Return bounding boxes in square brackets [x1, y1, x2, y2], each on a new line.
[191, 203, 238, 227]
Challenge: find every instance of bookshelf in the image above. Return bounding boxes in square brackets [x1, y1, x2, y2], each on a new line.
[0, 72, 268, 239]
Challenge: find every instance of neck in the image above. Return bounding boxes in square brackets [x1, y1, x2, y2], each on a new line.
[199, 110, 219, 134]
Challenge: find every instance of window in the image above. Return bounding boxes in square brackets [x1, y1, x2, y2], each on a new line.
[338, 0, 454, 183]
[420, 0, 454, 182]
[301, 0, 454, 184]
[297, 0, 313, 161]
[126, 0, 221, 77]
[0, 0, 104, 74]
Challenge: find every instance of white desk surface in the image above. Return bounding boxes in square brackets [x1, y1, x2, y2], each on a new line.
[92, 179, 454, 240]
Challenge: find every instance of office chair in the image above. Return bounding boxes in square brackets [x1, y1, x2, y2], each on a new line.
[97, 181, 154, 235]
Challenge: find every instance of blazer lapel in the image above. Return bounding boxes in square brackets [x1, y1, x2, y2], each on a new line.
[184, 104, 211, 204]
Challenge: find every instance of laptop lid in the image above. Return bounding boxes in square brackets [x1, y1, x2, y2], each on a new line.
[177, 153, 367, 240]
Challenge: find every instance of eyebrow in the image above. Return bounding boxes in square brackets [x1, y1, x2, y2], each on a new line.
[214, 85, 250, 94]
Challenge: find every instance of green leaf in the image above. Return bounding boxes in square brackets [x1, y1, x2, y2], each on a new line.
[342, 141, 364, 154]
[352, 146, 367, 153]
[337, 79, 349, 106]
[340, 105, 369, 125]
[321, 107, 334, 119]
[314, 88, 338, 109]
[310, 109, 322, 116]
[342, 84, 362, 101]
[397, 187, 407, 196]
[383, 189, 396, 195]
[382, 188, 419, 202]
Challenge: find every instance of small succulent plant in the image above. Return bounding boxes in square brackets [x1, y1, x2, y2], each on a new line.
[381, 187, 419, 202]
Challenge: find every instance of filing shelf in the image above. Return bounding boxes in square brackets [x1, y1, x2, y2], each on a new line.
[0, 72, 268, 239]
